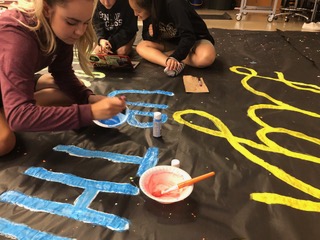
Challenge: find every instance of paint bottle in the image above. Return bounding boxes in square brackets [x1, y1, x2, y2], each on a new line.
[153, 112, 162, 138]
[171, 159, 180, 168]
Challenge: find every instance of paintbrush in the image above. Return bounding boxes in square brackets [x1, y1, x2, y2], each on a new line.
[153, 171, 215, 197]
[118, 95, 127, 115]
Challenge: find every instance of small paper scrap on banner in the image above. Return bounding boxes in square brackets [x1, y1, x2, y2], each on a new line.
[183, 75, 209, 93]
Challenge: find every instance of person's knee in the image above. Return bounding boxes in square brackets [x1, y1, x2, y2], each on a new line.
[35, 88, 74, 106]
[0, 131, 16, 156]
[191, 42, 216, 68]
[193, 55, 216, 68]
[38, 73, 54, 84]
[196, 54, 216, 68]
[191, 47, 216, 68]
[116, 45, 132, 56]
[136, 41, 148, 55]
[35, 74, 57, 91]
[135, 43, 143, 55]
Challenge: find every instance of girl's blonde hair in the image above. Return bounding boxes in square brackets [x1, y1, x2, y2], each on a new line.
[13, 0, 97, 76]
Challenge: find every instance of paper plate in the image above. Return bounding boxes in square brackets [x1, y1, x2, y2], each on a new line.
[93, 106, 129, 128]
[139, 165, 193, 204]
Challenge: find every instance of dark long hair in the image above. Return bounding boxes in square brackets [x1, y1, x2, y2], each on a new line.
[136, 0, 165, 39]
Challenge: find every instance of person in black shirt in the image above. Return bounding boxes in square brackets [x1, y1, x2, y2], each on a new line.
[128, 0, 216, 77]
[93, 0, 138, 55]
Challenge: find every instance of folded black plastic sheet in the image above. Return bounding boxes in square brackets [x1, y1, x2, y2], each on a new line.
[277, 30, 320, 70]
[0, 29, 319, 240]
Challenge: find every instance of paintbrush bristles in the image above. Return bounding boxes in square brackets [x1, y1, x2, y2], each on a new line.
[160, 185, 179, 195]
[152, 171, 215, 197]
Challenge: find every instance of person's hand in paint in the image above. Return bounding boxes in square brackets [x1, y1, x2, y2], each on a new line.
[89, 95, 126, 120]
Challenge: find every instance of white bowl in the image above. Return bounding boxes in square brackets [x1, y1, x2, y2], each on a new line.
[139, 165, 193, 204]
[93, 106, 129, 128]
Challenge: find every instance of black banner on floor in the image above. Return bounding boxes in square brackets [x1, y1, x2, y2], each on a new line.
[0, 29, 319, 240]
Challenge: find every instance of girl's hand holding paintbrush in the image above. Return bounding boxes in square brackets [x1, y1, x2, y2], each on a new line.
[90, 95, 126, 120]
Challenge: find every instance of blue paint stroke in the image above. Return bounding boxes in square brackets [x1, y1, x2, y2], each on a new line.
[22, 167, 139, 231]
[127, 110, 168, 128]
[0, 147, 159, 233]
[108, 89, 173, 128]
[138, 147, 159, 176]
[75, 189, 100, 209]
[53, 145, 142, 164]
[108, 89, 174, 97]
[53, 146, 159, 176]
[0, 191, 129, 231]
[25, 166, 139, 210]
[0, 217, 74, 240]
[25, 167, 139, 196]
[125, 101, 168, 109]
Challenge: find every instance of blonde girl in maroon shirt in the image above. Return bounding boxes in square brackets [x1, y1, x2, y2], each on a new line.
[0, 0, 126, 156]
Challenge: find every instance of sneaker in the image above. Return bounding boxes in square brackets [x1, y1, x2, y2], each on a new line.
[164, 62, 185, 77]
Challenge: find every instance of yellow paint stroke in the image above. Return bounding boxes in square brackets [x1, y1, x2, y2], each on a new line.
[74, 70, 106, 87]
[173, 66, 320, 212]
[251, 193, 320, 212]
[74, 70, 105, 79]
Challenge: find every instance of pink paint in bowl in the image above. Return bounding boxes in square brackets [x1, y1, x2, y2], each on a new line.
[139, 166, 193, 204]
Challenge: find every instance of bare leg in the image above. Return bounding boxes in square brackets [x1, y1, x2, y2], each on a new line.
[116, 35, 137, 56]
[0, 110, 16, 156]
[137, 39, 216, 69]
[34, 74, 74, 106]
[34, 73, 58, 91]
[35, 88, 75, 106]
[183, 40, 216, 68]
[136, 40, 168, 67]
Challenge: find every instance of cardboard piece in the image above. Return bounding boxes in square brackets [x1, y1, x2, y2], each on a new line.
[183, 75, 209, 93]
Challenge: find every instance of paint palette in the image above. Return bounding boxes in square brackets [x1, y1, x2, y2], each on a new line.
[93, 106, 129, 128]
[139, 165, 193, 204]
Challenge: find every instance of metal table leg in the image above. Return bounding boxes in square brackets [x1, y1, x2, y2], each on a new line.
[310, 0, 319, 22]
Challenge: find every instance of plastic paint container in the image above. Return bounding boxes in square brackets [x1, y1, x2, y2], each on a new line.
[171, 159, 180, 168]
[93, 106, 129, 128]
[153, 112, 162, 137]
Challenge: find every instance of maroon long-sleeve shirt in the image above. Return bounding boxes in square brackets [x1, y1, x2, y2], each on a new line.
[0, 9, 94, 132]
